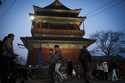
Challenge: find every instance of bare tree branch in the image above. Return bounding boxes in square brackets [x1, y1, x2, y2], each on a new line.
[90, 31, 124, 56]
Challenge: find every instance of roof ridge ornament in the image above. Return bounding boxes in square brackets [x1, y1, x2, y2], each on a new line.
[55, 0, 59, 1]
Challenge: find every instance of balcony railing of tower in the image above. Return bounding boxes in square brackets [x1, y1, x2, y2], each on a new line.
[34, 11, 79, 17]
[32, 23, 80, 30]
[29, 13, 86, 22]
[31, 28, 84, 36]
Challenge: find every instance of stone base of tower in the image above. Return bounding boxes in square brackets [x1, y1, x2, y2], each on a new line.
[27, 47, 81, 65]
[21, 37, 95, 65]
[27, 44, 83, 65]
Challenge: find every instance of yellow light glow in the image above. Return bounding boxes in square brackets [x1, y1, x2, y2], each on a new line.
[30, 15, 35, 20]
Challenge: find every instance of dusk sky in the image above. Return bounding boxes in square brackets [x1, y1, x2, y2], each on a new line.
[0, 0, 125, 63]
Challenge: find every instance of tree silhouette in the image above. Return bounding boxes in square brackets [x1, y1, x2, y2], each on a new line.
[91, 31, 124, 56]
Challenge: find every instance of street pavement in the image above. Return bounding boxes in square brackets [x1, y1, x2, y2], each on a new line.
[24, 79, 125, 83]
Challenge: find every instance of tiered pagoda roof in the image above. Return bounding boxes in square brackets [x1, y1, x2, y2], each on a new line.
[31, 0, 83, 17]
[43, 0, 71, 10]
[29, 0, 87, 38]
[21, 0, 95, 47]
[21, 36, 95, 46]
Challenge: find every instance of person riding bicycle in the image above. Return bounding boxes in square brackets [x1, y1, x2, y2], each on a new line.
[48, 45, 63, 83]
[54, 45, 64, 80]
[55, 59, 64, 80]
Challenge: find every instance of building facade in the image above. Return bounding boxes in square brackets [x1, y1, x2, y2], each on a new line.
[21, 0, 95, 65]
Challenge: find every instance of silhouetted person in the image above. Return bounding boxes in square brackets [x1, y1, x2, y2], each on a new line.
[96, 62, 104, 80]
[54, 45, 64, 81]
[48, 49, 55, 83]
[19, 66, 28, 83]
[79, 46, 92, 83]
[0, 40, 3, 80]
[102, 61, 108, 80]
[0, 37, 9, 83]
[55, 59, 64, 80]
[66, 59, 73, 78]
[54, 45, 63, 62]
[111, 61, 118, 81]
[48, 45, 63, 83]
[1, 33, 17, 83]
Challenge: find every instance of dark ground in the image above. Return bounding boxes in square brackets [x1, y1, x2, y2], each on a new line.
[20, 79, 125, 83]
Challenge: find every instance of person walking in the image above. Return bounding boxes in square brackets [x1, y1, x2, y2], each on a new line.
[54, 45, 64, 81]
[79, 46, 92, 83]
[48, 49, 55, 83]
[102, 61, 109, 80]
[111, 61, 118, 81]
[66, 59, 73, 78]
[55, 59, 64, 80]
[96, 62, 104, 80]
[1, 33, 17, 83]
[54, 45, 63, 63]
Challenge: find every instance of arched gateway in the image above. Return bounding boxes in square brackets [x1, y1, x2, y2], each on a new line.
[21, 0, 95, 65]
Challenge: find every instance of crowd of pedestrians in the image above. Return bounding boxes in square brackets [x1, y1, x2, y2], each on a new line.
[0, 33, 120, 83]
[48, 45, 120, 83]
[92, 60, 119, 81]
[48, 45, 92, 83]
